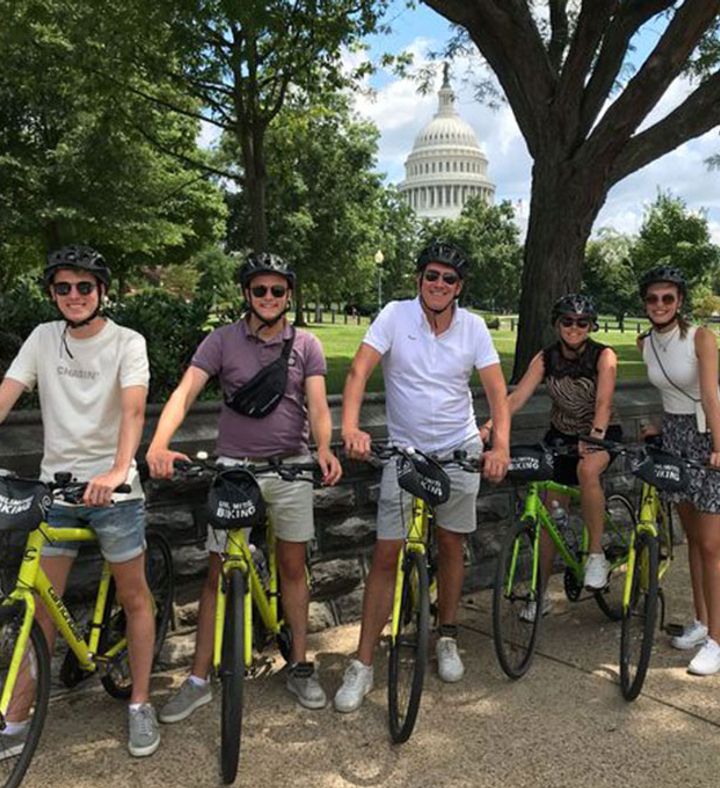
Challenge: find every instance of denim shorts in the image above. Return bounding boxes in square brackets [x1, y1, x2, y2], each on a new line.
[376, 437, 482, 540]
[206, 454, 314, 553]
[42, 499, 147, 564]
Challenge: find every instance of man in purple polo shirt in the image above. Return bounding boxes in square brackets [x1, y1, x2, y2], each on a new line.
[146, 252, 341, 717]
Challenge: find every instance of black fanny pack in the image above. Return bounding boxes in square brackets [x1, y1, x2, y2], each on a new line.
[225, 327, 295, 419]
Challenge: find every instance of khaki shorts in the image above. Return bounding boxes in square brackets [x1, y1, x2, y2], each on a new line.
[376, 437, 481, 540]
[206, 454, 314, 553]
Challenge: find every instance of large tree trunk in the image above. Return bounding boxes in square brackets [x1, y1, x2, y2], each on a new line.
[511, 159, 608, 381]
[293, 272, 307, 326]
[236, 119, 269, 253]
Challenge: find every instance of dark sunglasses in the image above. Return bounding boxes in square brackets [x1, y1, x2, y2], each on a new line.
[644, 293, 677, 306]
[423, 270, 459, 285]
[250, 285, 288, 298]
[558, 316, 591, 329]
[52, 281, 97, 296]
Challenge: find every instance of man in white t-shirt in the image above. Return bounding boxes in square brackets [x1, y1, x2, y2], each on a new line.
[0, 246, 159, 757]
[334, 241, 510, 713]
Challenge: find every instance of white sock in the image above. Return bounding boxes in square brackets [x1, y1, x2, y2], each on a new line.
[188, 674, 209, 687]
[128, 702, 147, 712]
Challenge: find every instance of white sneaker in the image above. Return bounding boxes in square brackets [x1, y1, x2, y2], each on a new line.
[584, 553, 611, 590]
[436, 637, 464, 683]
[671, 619, 708, 650]
[687, 638, 720, 676]
[519, 593, 552, 623]
[334, 659, 373, 713]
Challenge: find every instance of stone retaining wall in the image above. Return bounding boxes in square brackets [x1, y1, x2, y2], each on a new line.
[0, 382, 664, 631]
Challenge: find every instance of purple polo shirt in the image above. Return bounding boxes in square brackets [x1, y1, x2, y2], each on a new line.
[191, 319, 327, 458]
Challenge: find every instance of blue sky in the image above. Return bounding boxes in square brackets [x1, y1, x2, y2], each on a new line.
[352, 1, 720, 241]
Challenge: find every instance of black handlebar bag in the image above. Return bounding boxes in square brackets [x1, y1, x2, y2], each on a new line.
[206, 469, 266, 530]
[225, 328, 296, 419]
[0, 476, 51, 532]
[396, 454, 451, 507]
[507, 445, 555, 482]
[632, 448, 689, 493]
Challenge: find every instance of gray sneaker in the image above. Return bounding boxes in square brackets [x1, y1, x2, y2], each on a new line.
[158, 678, 213, 723]
[128, 704, 160, 757]
[0, 730, 26, 761]
[286, 662, 327, 709]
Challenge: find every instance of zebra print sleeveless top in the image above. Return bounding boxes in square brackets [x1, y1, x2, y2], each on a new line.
[542, 339, 619, 435]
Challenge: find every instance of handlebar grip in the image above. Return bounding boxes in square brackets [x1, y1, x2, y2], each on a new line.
[115, 484, 132, 494]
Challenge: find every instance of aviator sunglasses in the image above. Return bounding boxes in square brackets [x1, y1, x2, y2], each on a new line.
[423, 270, 459, 285]
[52, 281, 97, 296]
[644, 293, 677, 306]
[250, 284, 288, 298]
[558, 316, 591, 329]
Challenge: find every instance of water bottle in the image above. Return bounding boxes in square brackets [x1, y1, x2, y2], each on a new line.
[549, 500, 574, 552]
[250, 543, 269, 588]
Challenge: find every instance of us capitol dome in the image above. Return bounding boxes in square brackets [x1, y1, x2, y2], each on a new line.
[399, 65, 495, 220]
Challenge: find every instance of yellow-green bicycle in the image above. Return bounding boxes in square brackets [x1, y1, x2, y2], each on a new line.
[174, 456, 318, 785]
[371, 445, 480, 744]
[0, 473, 173, 788]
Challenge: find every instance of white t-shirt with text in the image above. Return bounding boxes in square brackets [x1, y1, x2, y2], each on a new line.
[6, 320, 149, 498]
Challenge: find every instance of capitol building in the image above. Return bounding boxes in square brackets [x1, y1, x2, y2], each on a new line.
[399, 66, 495, 221]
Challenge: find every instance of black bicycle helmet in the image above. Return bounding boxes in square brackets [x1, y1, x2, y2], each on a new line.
[415, 241, 470, 279]
[237, 252, 295, 289]
[638, 265, 687, 299]
[550, 293, 598, 329]
[43, 245, 110, 288]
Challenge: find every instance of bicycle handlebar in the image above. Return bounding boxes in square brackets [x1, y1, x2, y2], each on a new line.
[173, 456, 321, 484]
[579, 434, 717, 473]
[369, 444, 482, 474]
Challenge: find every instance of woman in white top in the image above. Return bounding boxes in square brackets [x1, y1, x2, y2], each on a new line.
[639, 265, 720, 675]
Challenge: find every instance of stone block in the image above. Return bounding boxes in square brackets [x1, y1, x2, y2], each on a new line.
[321, 515, 376, 552]
[173, 545, 210, 578]
[313, 485, 355, 514]
[333, 587, 365, 624]
[307, 601, 336, 633]
[311, 558, 362, 600]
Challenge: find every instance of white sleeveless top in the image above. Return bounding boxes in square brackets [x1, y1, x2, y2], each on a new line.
[642, 325, 701, 414]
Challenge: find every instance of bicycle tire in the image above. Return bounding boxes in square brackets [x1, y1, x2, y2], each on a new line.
[99, 531, 175, 699]
[388, 550, 429, 744]
[594, 493, 636, 621]
[492, 519, 542, 679]
[620, 532, 659, 701]
[0, 610, 51, 788]
[220, 568, 245, 784]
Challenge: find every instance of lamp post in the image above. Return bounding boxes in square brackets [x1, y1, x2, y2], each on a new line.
[374, 249, 384, 312]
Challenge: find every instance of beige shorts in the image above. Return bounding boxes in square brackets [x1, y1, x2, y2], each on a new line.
[376, 437, 481, 540]
[206, 454, 314, 553]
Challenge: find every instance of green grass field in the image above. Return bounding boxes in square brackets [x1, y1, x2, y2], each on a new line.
[306, 319, 650, 395]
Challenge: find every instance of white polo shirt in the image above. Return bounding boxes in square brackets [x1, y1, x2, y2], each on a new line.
[363, 297, 500, 453]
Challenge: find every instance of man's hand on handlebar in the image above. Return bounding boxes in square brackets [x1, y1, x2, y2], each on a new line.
[342, 428, 372, 460]
[147, 446, 191, 479]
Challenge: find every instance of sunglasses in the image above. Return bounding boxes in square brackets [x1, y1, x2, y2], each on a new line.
[644, 293, 677, 306]
[558, 316, 591, 329]
[423, 270, 459, 285]
[52, 281, 97, 296]
[250, 285, 288, 298]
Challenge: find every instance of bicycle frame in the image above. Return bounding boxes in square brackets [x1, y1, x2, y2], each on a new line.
[212, 514, 284, 672]
[1, 524, 124, 720]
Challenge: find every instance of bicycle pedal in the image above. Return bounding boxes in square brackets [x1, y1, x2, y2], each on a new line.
[665, 622, 685, 637]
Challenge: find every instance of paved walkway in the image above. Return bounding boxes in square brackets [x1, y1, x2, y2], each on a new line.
[21, 545, 720, 787]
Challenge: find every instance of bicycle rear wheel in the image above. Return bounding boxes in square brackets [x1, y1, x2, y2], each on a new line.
[492, 519, 542, 679]
[0, 607, 51, 788]
[594, 493, 636, 621]
[100, 531, 175, 699]
[220, 568, 246, 784]
[620, 532, 659, 701]
[388, 550, 429, 744]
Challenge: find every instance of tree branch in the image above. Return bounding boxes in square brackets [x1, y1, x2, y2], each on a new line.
[580, 0, 713, 146]
[547, 0, 569, 73]
[609, 69, 720, 184]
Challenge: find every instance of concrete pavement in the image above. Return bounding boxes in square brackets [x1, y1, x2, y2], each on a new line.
[20, 544, 720, 787]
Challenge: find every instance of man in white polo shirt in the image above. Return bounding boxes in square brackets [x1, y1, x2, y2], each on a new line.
[334, 240, 510, 712]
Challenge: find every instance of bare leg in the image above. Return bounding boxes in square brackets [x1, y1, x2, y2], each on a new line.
[694, 511, 720, 642]
[276, 539, 310, 663]
[111, 554, 155, 705]
[356, 540, 402, 665]
[677, 502, 708, 625]
[436, 528, 465, 627]
[577, 451, 610, 554]
[190, 554, 222, 680]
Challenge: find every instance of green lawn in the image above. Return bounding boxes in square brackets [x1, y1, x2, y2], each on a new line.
[305, 320, 649, 395]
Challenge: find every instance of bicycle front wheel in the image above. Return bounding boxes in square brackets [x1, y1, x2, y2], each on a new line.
[492, 519, 542, 679]
[220, 568, 246, 784]
[388, 550, 429, 744]
[100, 531, 175, 699]
[0, 608, 51, 788]
[620, 532, 659, 701]
[594, 493, 636, 621]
